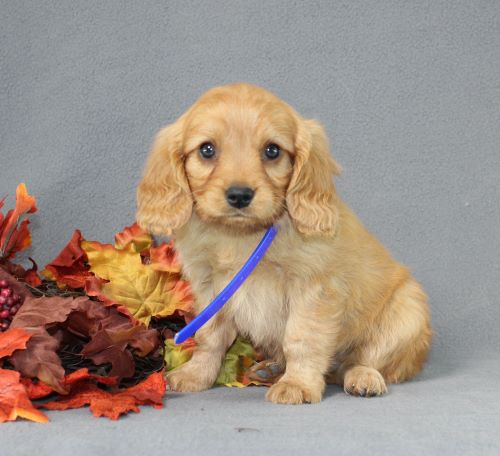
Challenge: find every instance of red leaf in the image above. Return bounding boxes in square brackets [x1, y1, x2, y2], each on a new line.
[23, 258, 42, 287]
[41, 370, 166, 420]
[0, 328, 32, 359]
[42, 230, 92, 289]
[0, 368, 48, 423]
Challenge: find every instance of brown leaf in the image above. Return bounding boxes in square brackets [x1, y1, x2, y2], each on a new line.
[10, 294, 159, 386]
[9, 327, 67, 394]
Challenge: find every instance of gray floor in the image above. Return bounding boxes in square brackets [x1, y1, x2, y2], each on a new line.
[2, 354, 500, 455]
[1, 1, 499, 455]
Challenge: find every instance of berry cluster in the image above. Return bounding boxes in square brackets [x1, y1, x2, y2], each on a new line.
[0, 279, 22, 331]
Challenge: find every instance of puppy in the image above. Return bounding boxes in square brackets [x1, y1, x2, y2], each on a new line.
[136, 83, 432, 404]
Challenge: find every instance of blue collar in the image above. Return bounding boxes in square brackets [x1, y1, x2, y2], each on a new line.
[174, 225, 278, 344]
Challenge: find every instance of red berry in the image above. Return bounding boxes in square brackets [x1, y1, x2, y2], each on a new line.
[0, 296, 6, 305]
[0, 288, 12, 297]
[9, 307, 18, 316]
[5, 297, 14, 307]
[12, 294, 21, 303]
[0, 279, 8, 288]
[0, 310, 9, 319]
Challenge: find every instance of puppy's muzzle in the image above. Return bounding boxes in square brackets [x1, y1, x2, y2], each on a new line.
[225, 186, 255, 209]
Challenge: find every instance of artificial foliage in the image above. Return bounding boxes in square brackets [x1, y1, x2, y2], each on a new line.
[0, 183, 270, 423]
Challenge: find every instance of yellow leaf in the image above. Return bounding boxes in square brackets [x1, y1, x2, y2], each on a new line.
[81, 241, 192, 326]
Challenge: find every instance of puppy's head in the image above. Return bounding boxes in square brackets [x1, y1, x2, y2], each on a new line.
[137, 83, 341, 236]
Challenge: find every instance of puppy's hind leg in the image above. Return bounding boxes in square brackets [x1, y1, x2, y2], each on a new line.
[341, 278, 432, 397]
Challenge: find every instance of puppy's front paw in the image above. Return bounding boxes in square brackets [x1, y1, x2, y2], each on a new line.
[167, 364, 213, 392]
[344, 366, 387, 397]
[266, 380, 322, 405]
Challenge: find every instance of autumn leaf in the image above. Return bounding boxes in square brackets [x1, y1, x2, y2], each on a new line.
[19, 378, 54, 400]
[42, 230, 92, 289]
[0, 183, 37, 261]
[10, 294, 159, 387]
[149, 242, 181, 273]
[164, 338, 196, 372]
[215, 337, 256, 387]
[0, 328, 32, 359]
[82, 240, 193, 325]
[81, 324, 158, 378]
[9, 327, 67, 393]
[40, 369, 166, 420]
[0, 368, 49, 423]
[164, 336, 264, 387]
[114, 223, 152, 253]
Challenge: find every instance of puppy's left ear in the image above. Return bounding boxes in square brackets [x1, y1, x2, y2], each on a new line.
[286, 118, 342, 236]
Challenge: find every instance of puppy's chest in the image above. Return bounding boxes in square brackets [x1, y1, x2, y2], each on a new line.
[218, 261, 288, 347]
[182, 242, 288, 348]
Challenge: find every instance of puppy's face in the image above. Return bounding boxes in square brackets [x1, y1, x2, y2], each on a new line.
[182, 91, 296, 232]
[137, 83, 341, 237]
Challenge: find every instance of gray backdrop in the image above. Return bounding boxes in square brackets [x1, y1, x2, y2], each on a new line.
[1, 1, 499, 455]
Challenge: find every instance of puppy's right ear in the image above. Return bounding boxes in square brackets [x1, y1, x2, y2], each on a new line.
[136, 118, 192, 235]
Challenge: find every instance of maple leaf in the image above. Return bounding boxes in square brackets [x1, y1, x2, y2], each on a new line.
[148, 242, 181, 273]
[114, 223, 152, 253]
[0, 328, 32, 359]
[0, 368, 49, 423]
[10, 294, 159, 389]
[82, 240, 193, 325]
[0, 183, 37, 261]
[19, 378, 54, 400]
[42, 230, 92, 289]
[40, 369, 166, 420]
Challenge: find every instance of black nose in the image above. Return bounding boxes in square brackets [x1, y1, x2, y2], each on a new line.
[225, 186, 255, 209]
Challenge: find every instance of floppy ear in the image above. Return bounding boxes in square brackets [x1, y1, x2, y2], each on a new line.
[136, 118, 192, 235]
[286, 118, 341, 236]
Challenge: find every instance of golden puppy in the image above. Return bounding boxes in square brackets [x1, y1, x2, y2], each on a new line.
[136, 83, 432, 404]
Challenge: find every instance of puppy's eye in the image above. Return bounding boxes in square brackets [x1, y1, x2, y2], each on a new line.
[199, 142, 216, 159]
[263, 143, 281, 160]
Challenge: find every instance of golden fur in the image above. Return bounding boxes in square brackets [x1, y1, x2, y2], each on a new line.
[136, 83, 432, 404]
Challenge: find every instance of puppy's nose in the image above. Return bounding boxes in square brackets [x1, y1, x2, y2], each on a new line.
[225, 186, 255, 209]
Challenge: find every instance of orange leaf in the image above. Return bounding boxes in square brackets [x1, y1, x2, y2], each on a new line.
[0, 368, 49, 423]
[42, 230, 92, 288]
[114, 223, 152, 253]
[0, 328, 32, 359]
[149, 242, 181, 273]
[19, 378, 54, 400]
[0, 183, 37, 260]
[41, 370, 166, 420]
